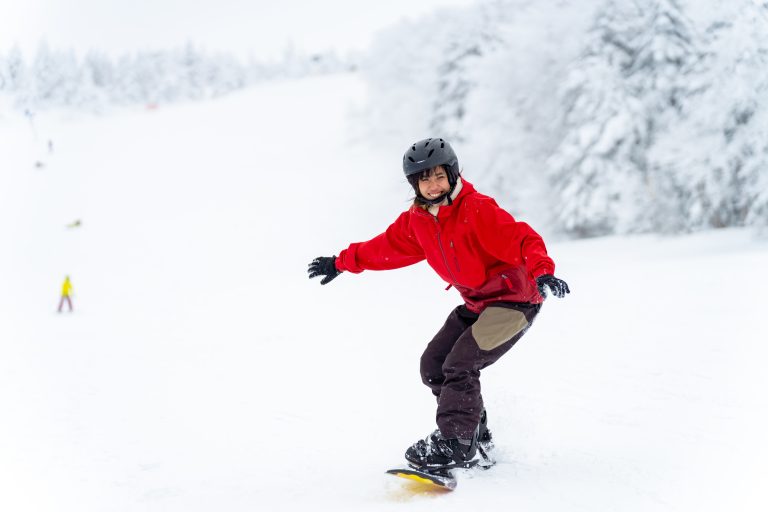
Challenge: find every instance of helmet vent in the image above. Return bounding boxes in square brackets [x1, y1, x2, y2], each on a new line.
[403, 137, 457, 178]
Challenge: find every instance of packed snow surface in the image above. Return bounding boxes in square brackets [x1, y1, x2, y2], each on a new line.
[1, 73, 767, 511]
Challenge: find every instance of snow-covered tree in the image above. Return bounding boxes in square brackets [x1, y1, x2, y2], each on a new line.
[454, 0, 599, 225]
[358, 13, 457, 146]
[429, 2, 506, 143]
[548, 0, 706, 236]
[0, 46, 26, 93]
[0, 43, 352, 111]
[651, 1, 768, 231]
[351, 0, 768, 236]
[25, 42, 83, 108]
[177, 43, 207, 101]
[205, 52, 247, 97]
[78, 50, 114, 109]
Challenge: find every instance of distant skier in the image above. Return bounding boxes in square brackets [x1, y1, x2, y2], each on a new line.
[308, 138, 570, 471]
[57, 276, 74, 313]
[24, 109, 38, 139]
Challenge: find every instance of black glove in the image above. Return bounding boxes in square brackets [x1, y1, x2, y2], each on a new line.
[308, 256, 341, 285]
[536, 274, 570, 299]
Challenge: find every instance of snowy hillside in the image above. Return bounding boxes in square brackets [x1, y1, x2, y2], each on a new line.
[4, 0, 768, 236]
[1, 73, 767, 512]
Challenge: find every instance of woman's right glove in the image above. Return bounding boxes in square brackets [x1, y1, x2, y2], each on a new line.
[536, 274, 570, 298]
[308, 256, 341, 285]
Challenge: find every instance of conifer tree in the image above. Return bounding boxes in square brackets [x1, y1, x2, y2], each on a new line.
[548, 0, 704, 236]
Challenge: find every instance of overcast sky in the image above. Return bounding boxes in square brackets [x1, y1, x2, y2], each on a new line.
[0, 0, 479, 58]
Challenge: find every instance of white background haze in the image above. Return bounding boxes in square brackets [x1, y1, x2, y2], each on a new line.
[0, 0, 478, 58]
[1, 0, 768, 510]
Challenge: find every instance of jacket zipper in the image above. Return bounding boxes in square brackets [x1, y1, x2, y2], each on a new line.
[434, 217, 461, 286]
[450, 241, 461, 272]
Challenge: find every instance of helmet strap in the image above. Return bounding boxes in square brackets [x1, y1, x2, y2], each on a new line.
[415, 189, 453, 206]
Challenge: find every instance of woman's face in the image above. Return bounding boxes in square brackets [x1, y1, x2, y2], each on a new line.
[418, 167, 450, 200]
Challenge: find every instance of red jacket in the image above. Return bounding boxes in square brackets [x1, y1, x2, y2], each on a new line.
[336, 180, 555, 313]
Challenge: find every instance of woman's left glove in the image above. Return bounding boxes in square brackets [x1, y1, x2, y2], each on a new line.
[308, 256, 341, 285]
[536, 274, 570, 298]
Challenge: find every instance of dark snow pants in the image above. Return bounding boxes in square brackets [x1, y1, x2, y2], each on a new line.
[57, 295, 73, 312]
[420, 301, 541, 439]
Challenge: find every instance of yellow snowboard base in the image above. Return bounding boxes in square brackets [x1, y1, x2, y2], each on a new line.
[386, 467, 456, 491]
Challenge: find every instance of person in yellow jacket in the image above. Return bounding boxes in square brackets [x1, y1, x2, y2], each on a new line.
[58, 276, 74, 313]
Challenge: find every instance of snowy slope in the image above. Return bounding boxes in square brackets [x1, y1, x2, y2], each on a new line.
[1, 73, 767, 512]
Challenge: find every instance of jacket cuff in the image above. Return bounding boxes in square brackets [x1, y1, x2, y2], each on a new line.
[336, 245, 364, 274]
[530, 263, 555, 281]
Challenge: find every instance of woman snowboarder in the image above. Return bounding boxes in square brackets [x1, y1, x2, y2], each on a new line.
[308, 137, 569, 469]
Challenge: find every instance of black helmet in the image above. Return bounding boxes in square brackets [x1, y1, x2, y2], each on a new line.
[403, 138, 461, 206]
[402, 138, 459, 178]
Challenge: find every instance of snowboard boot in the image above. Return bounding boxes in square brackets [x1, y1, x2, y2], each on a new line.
[405, 429, 480, 469]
